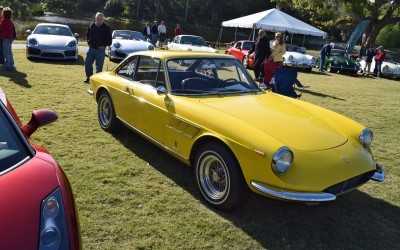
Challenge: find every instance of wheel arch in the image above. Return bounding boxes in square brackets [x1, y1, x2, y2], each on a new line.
[95, 87, 111, 103]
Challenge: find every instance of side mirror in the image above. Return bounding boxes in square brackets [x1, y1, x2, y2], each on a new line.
[21, 109, 58, 137]
[26, 29, 32, 35]
[156, 86, 167, 95]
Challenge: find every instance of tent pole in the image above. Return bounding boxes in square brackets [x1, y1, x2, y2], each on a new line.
[235, 27, 237, 41]
[303, 34, 305, 47]
[216, 26, 223, 49]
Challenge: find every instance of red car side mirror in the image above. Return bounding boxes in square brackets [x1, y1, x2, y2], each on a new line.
[22, 109, 58, 137]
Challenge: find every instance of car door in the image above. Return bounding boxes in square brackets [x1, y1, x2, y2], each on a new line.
[130, 56, 168, 143]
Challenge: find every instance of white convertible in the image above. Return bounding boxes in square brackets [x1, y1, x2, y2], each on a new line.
[359, 56, 400, 78]
[282, 44, 315, 71]
[106, 30, 154, 61]
[166, 35, 218, 53]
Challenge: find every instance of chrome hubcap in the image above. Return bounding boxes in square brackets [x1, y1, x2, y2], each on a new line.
[199, 153, 229, 201]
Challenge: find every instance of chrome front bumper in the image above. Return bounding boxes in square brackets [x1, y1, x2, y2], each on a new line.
[251, 163, 385, 202]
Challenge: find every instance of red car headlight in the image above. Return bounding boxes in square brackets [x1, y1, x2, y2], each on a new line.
[39, 188, 70, 250]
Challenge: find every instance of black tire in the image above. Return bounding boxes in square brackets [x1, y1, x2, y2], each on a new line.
[327, 63, 336, 73]
[97, 91, 120, 133]
[195, 142, 247, 211]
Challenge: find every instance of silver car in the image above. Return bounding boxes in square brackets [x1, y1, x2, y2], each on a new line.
[26, 23, 79, 60]
[106, 30, 154, 61]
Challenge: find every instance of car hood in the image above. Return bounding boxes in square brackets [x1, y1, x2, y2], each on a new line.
[29, 34, 76, 47]
[330, 56, 357, 66]
[285, 51, 313, 60]
[196, 94, 348, 151]
[175, 44, 217, 52]
[113, 39, 151, 50]
[0, 152, 59, 248]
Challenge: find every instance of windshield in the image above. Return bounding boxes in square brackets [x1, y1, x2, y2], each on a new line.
[33, 25, 73, 36]
[113, 30, 146, 41]
[331, 50, 346, 57]
[166, 58, 260, 95]
[0, 103, 31, 174]
[180, 36, 207, 46]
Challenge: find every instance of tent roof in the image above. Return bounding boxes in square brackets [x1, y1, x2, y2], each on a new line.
[221, 8, 326, 37]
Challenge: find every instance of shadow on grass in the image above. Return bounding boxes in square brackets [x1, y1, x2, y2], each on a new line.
[27, 55, 85, 65]
[112, 126, 399, 249]
[301, 88, 346, 100]
[0, 69, 30, 88]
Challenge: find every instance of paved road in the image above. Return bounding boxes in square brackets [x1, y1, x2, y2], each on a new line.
[13, 43, 89, 52]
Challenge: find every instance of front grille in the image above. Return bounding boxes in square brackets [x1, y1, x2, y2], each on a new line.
[64, 50, 76, 57]
[41, 53, 64, 58]
[324, 171, 374, 196]
[28, 48, 41, 55]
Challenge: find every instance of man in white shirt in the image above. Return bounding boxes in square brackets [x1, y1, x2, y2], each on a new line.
[158, 21, 167, 46]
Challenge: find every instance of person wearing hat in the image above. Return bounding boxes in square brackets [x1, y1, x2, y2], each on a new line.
[374, 46, 386, 78]
[319, 42, 335, 72]
[151, 21, 158, 46]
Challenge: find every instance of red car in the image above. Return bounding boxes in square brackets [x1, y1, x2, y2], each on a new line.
[243, 51, 256, 69]
[0, 87, 81, 249]
[225, 40, 254, 66]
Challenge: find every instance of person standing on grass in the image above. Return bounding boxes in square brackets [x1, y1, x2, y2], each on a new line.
[363, 45, 375, 76]
[151, 20, 158, 46]
[0, 6, 5, 66]
[0, 7, 15, 71]
[374, 46, 386, 78]
[158, 20, 167, 46]
[84, 12, 112, 83]
[175, 24, 183, 36]
[247, 29, 271, 81]
[319, 43, 334, 72]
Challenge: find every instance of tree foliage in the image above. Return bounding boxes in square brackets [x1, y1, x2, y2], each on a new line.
[273, 0, 400, 47]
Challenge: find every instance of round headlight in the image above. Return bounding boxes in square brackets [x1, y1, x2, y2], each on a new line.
[311, 57, 316, 63]
[28, 38, 38, 46]
[148, 44, 155, 50]
[68, 40, 77, 47]
[187, 48, 192, 51]
[113, 42, 121, 49]
[271, 147, 293, 174]
[383, 65, 389, 70]
[359, 128, 373, 148]
[288, 55, 293, 61]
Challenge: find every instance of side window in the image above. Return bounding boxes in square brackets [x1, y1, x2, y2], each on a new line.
[116, 56, 137, 79]
[135, 57, 165, 87]
[235, 42, 241, 49]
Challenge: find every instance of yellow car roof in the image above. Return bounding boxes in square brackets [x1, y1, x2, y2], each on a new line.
[130, 50, 230, 60]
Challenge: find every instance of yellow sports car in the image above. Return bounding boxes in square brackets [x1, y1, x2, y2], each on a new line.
[89, 51, 384, 211]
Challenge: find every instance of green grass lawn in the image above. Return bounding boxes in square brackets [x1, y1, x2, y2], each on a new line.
[1, 50, 399, 249]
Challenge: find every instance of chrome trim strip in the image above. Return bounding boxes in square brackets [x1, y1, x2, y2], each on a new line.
[251, 181, 336, 202]
[117, 116, 190, 164]
[370, 163, 385, 182]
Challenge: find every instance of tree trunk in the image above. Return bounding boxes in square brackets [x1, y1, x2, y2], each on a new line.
[155, 0, 160, 18]
[136, 0, 142, 17]
[184, 0, 189, 22]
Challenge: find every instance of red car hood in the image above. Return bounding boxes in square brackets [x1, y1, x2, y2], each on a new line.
[0, 152, 59, 249]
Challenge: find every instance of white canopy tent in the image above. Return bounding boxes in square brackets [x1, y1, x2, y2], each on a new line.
[217, 8, 326, 46]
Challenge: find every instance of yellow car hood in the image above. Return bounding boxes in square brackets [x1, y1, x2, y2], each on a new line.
[197, 94, 348, 151]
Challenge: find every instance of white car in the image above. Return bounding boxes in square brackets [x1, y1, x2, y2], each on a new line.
[359, 56, 400, 78]
[166, 35, 218, 53]
[26, 23, 79, 60]
[283, 44, 315, 71]
[106, 30, 155, 61]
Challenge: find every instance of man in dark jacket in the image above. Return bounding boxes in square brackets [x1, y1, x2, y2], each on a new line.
[84, 12, 112, 83]
[248, 29, 271, 80]
[319, 43, 335, 72]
